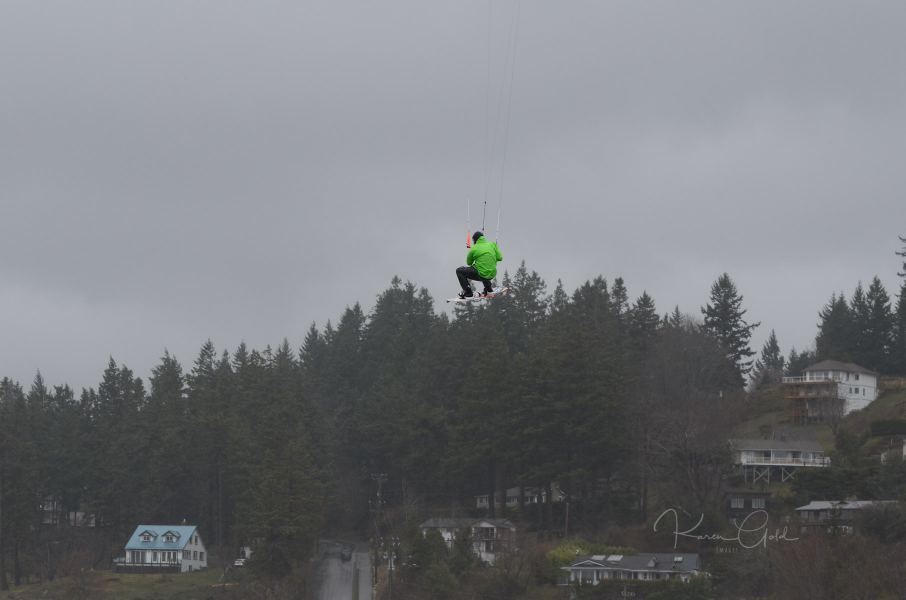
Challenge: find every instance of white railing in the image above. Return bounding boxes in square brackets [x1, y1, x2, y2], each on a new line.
[782, 376, 842, 383]
[739, 456, 831, 467]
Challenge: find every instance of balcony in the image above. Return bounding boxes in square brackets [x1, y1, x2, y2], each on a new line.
[738, 456, 830, 467]
[783, 375, 846, 383]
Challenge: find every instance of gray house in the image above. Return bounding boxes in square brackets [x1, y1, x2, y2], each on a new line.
[795, 500, 899, 534]
[561, 553, 702, 586]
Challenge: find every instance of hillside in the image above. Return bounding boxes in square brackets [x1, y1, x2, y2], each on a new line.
[735, 383, 906, 452]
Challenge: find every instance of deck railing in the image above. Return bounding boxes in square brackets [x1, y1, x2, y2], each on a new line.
[782, 376, 842, 384]
[739, 456, 830, 467]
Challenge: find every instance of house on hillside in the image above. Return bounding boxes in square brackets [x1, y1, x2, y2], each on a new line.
[420, 517, 515, 565]
[795, 500, 899, 534]
[119, 525, 207, 573]
[729, 438, 829, 484]
[475, 483, 565, 511]
[723, 489, 772, 519]
[39, 496, 96, 527]
[560, 553, 702, 586]
[783, 360, 878, 424]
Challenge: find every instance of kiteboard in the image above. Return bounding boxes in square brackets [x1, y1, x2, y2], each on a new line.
[446, 287, 509, 304]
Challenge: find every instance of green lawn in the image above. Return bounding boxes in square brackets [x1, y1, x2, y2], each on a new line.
[1, 567, 239, 600]
[733, 388, 906, 451]
[842, 389, 906, 434]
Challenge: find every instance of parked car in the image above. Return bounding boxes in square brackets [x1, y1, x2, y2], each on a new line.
[233, 558, 247, 567]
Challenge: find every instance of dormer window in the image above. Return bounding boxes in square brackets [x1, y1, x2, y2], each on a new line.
[165, 534, 174, 543]
[142, 534, 152, 542]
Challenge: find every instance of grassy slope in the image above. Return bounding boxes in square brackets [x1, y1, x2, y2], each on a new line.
[1, 568, 234, 600]
[734, 384, 906, 451]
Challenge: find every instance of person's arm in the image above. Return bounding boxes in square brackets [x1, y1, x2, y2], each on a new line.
[494, 243, 503, 262]
[466, 246, 476, 266]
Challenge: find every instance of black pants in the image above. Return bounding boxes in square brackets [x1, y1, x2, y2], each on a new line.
[457, 266, 493, 293]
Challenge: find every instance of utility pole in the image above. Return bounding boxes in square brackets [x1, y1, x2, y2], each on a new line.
[370, 473, 387, 542]
[370, 473, 387, 597]
[218, 464, 225, 594]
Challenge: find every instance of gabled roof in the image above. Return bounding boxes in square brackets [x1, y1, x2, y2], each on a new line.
[729, 438, 824, 452]
[420, 517, 515, 530]
[125, 525, 198, 550]
[804, 360, 877, 376]
[795, 500, 898, 512]
[564, 553, 701, 574]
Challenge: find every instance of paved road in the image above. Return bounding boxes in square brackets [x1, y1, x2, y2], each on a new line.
[313, 541, 372, 600]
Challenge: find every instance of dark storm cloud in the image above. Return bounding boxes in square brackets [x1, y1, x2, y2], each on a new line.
[2, 1, 905, 389]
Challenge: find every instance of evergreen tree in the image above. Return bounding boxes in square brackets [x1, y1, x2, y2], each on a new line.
[849, 282, 871, 366]
[701, 273, 760, 387]
[145, 351, 188, 523]
[628, 292, 660, 356]
[610, 277, 629, 320]
[551, 279, 569, 313]
[0, 379, 40, 586]
[786, 347, 817, 376]
[863, 276, 895, 372]
[499, 262, 548, 354]
[518, 278, 628, 527]
[666, 305, 685, 329]
[816, 293, 853, 361]
[45, 384, 86, 529]
[87, 358, 146, 532]
[751, 330, 785, 387]
[893, 281, 906, 375]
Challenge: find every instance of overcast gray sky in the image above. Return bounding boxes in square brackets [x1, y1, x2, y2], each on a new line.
[2, 1, 905, 391]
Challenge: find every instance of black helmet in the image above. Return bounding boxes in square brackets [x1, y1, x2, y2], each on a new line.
[472, 231, 484, 243]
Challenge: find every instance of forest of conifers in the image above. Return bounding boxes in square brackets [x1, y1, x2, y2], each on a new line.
[1, 258, 906, 589]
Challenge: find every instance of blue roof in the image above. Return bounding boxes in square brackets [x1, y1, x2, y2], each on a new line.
[124, 525, 198, 550]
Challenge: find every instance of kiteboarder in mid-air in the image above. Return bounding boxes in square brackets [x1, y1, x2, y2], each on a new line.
[455, 231, 503, 299]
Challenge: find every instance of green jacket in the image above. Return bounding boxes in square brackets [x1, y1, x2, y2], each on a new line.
[466, 236, 503, 279]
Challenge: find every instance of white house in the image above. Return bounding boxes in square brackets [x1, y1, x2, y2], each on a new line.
[729, 438, 830, 483]
[39, 496, 96, 527]
[122, 525, 207, 573]
[419, 517, 515, 565]
[783, 360, 878, 422]
[561, 553, 702, 586]
[475, 484, 565, 510]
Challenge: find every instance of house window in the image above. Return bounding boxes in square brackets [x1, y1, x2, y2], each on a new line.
[152, 551, 158, 562]
[194, 551, 198, 560]
[731, 497, 744, 509]
[142, 534, 151, 542]
[752, 498, 766, 509]
[855, 373, 860, 381]
[863, 388, 866, 396]
[200, 552, 205, 562]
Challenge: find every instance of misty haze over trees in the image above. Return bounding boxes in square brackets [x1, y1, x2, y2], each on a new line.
[1, 244, 906, 596]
